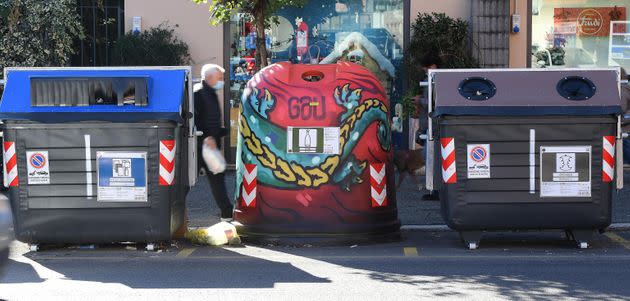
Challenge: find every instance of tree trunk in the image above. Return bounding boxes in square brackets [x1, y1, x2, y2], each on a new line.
[253, 0, 269, 69]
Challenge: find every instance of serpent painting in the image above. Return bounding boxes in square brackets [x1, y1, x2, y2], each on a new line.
[234, 62, 399, 235]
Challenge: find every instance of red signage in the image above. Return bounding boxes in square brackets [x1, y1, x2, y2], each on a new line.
[554, 7, 626, 37]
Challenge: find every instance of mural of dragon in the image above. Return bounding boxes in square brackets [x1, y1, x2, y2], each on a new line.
[235, 82, 391, 196]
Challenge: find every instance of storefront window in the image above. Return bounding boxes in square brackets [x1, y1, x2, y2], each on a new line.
[532, 0, 630, 70]
[225, 0, 405, 160]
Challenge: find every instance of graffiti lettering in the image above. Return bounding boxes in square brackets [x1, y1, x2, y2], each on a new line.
[288, 96, 327, 120]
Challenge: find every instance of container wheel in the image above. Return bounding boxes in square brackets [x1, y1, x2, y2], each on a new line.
[564, 230, 574, 241]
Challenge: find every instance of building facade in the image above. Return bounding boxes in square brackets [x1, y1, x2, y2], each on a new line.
[111, 0, 628, 160]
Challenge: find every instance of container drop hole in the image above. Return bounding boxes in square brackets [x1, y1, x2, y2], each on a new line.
[458, 77, 496, 101]
[302, 71, 325, 82]
[556, 76, 596, 101]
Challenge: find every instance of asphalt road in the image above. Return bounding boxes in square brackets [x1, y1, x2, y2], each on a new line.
[2, 230, 630, 301]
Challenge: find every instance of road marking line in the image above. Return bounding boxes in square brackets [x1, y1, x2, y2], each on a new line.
[605, 233, 630, 250]
[403, 247, 418, 256]
[176, 248, 196, 258]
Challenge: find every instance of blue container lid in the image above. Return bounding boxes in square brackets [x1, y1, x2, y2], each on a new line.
[0, 67, 189, 123]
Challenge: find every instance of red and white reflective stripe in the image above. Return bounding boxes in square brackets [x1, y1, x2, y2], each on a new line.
[159, 140, 176, 186]
[3, 142, 18, 187]
[441, 137, 457, 184]
[370, 163, 387, 207]
[241, 164, 257, 207]
[602, 136, 615, 183]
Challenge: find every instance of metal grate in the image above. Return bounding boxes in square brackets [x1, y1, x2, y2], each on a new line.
[30, 77, 148, 107]
[471, 0, 510, 68]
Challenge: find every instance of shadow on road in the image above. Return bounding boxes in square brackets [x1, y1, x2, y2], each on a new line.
[0, 259, 43, 284]
[1, 246, 330, 289]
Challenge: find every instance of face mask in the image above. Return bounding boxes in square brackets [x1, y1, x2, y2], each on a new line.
[212, 80, 224, 90]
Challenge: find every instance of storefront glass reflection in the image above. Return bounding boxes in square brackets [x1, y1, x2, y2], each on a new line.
[532, 0, 630, 70]
[226, 0, 404, 154]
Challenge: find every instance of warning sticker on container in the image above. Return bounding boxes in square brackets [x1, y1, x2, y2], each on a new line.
[467, 144, 490, 179]
[97, 152, 147, 202]
[26, 151, 50, 185]
[287, 127, 340, 155]
[540, 146, 591, 198]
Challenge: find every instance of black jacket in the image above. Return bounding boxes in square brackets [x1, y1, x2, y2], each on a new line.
[194, 82, 227, 147]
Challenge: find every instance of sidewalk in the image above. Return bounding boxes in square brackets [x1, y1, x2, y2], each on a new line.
[186, 171, 630, 227]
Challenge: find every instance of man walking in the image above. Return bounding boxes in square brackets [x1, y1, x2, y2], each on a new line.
[194, 64, 233, 220]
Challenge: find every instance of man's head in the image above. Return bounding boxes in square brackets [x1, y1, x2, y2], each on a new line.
[201, 64, 225, 90]
[420, 53, 442, 72]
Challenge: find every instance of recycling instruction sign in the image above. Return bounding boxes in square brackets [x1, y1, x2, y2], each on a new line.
[540, 146, 591, 198]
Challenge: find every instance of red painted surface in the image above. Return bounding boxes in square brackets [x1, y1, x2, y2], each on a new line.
[235, 62, 398, 234]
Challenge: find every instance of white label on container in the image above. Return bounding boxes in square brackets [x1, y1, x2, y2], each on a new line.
[467, 144, 490, 179]
[540, 146, 591, 198]
[287, 127, 340, 155]
[97, 151, 148, 202]
[26, 151, 50, 185]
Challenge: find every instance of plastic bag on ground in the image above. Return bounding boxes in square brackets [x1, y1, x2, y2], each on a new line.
[185, 222, 240, 246]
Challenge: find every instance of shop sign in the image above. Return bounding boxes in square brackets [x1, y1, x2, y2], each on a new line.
[554, 7, 626, 37]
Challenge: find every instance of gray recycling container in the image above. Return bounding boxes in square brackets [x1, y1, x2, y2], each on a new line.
[0, 67, 198, 244]
[424, 68, 623, 249]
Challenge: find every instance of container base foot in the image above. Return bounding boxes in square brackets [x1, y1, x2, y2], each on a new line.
[459, 231, 482, 250]
[569, 230, 594, 249]
[145, 243, 157, 251]
[28, 244, 39, 252]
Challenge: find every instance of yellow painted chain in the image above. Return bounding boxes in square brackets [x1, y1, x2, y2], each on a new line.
[240, 98, 387, 188]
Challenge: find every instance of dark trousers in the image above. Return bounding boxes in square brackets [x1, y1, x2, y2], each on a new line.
[199, 137, 232, 214]
[205, 170, 233, 214]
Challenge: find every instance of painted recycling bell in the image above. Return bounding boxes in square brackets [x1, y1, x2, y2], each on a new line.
[234, 61, 400, 239]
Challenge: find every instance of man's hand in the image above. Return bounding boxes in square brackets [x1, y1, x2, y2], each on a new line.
[204, 137, 217, 149]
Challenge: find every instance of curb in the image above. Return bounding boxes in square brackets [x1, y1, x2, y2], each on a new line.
[400, 225, 450, 232]
[400, 223, 630, 232]
[609, 223, 630, 231]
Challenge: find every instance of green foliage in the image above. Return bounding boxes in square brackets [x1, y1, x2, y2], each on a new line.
[401, 12, 478, 119]
[111, 24, 191, 66]
[192, 0, 307, 26]
[192, 0, 307, 68]
[534, 46, 565, 67]
[0, 0, 84, 77]
[399, 92, 420, 119]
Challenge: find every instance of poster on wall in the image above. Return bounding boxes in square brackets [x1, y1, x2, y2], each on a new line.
[553, 7, 626, 37]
